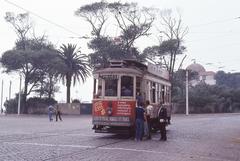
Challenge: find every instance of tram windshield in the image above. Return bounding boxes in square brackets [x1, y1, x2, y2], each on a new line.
[93, 74, 135, 98]
[105, 78, 118, 96]
[121, 76, 133, 97]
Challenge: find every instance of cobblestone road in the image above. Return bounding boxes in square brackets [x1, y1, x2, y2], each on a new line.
[0, 114, 240, 161]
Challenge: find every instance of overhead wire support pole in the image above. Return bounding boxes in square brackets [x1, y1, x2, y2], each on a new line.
[186, 70, 189, 116]
[9, 81, 12, 100]
[1, 80, 3, 114]
[18, 74, 22, 115]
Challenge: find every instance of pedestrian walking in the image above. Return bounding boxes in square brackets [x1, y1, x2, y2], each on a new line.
[158, 103, 167, 141]
[48, 104, 54, 122]
[135, 102, 145, 141]
[55, 104, 62, 121]
[146, 100, 154, 139]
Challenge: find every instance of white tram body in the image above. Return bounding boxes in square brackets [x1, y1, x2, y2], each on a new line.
[92, 60, 171, 134]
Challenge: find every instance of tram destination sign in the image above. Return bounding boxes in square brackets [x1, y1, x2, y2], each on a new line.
[100, 74, 119, 80]
[147, 63, 169, 80]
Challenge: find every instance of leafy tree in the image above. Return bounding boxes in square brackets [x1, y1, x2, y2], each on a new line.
[2, 12, 60, 113]
[75, 1, 109, 38]
[215, 71, 240, 89]
[33, 74, 60, 99]
[88, 36, 145, 69]
[75, 2, 154, 68]
[144, 10, 188, 77]
[188, 84, 216, 113]
[108, 2, 155, 52]
[1, 38, 59, 113]
[58, 44, 91, 103]
[4, 12, 31, 42]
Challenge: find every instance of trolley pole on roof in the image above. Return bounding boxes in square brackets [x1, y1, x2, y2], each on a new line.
[186, 70, 189, 115]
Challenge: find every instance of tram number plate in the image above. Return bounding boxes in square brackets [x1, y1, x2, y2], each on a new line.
[93, 116, 130, 122]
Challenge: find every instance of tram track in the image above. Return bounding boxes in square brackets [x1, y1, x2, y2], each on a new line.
[2, 128, 132, 161]
[42, 135, 132, 161]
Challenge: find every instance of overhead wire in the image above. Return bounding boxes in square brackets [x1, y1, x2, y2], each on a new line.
[189, 17, 239, 28]
[4, 0, 82, 37]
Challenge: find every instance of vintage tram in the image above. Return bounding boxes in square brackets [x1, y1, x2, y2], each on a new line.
[92, 59, 171, 134]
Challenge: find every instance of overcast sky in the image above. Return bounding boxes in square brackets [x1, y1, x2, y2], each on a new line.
[1, 0, 240, 103]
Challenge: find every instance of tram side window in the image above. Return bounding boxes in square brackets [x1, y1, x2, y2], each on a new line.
[166, 86, 170, 103]
[105, 79, 118, 97]
[161, 85, 165, 103]
[94, 78, 102, 98]
[121, 76, 133, 97]
[150, 82, 156, 103]
[136, 77, 141, 94]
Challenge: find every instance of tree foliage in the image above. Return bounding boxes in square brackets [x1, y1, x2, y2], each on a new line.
[215, 71, 240, 89]
[75, 1, 109, 38]
[1, 12, 61, 113]
[57, 43, 91, 103]
[88, 36, 145, 69]
[5, 12, 31, 41]
[172, 70, 240, 113]
[143, 10, 188, 78]
[75, 2, 154, 68]
[1, 37, 59, 113]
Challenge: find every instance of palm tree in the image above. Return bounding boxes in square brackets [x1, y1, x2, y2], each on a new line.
[58, 44, 91, 103]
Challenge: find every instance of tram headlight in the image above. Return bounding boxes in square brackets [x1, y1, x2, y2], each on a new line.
[107, 108, 112, 116]
[107, 101, 113, 116]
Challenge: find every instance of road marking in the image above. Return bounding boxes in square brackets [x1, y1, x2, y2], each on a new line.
[4, 142, 94, 149]
[3, 142, 232, 161]
[232, 137, 240, 143]
[39, 132, 101, 137]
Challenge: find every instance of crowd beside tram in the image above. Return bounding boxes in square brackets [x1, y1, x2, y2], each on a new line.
[135, 98, 168, 142]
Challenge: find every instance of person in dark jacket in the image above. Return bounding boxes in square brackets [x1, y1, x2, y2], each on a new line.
[135, 102, 145, 141]
[158, 104, 167, 141]
[55, 104, 62, 121]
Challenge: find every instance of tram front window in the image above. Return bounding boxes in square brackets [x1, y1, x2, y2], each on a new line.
[121, 76, 133, 97]
[105, 79, 118, 96]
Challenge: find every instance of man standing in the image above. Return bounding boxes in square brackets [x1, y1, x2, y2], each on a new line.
[135, 102, 145, 141]
[55, 104, 62, 121]
[146, 100, 154, 139]
[158, 104, 167, 141]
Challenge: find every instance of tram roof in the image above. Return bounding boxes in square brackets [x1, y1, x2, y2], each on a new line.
[93, 67, 143, 75]
[93, 59, 169, 80]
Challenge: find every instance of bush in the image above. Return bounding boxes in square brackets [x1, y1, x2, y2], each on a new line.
[4, 99, 18, 114]
[4, 94, 24, 114]
[27, 97, 57, 114]
[72, 99, 80, 103]
[27, 97, 57, 106]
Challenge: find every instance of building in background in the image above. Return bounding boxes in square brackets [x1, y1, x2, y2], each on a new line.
[186, 62, 216, 86]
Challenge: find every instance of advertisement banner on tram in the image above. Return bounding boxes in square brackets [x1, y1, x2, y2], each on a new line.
[92, 100, 136, 126]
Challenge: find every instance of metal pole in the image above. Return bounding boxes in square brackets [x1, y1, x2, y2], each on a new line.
[1, 80, 3, 114]
[9, 81, 12, 100]
[18, 75, 22, 115]
[186, 70, 189, 115]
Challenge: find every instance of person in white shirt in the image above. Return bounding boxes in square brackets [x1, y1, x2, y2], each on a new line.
[146, 100, 154, 139]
